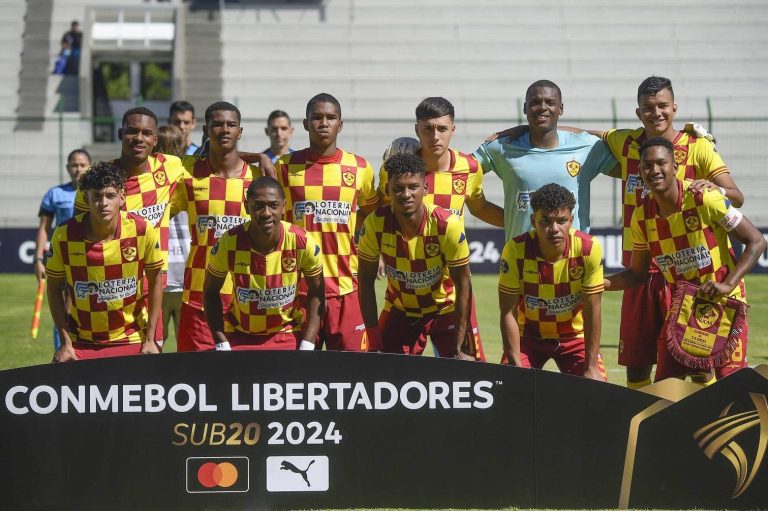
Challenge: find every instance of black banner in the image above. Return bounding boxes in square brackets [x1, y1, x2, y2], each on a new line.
[0, 353, 766, 510]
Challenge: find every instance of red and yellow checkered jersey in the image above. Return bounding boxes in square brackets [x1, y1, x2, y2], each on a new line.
[275, 148, 378, 298]
[603, 128, 729, 267]
[376, 149, 484, 218]
[207, 221, 323, 336]
[631, 179, 746, 301]
[169, 156, 260, 309]
[45, 211, 163, 344]
[498, 228, 604, 341]
[73, 153, 184, 271]
[358, 203, 470, 318]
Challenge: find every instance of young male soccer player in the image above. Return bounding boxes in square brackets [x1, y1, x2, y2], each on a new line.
[274, 93, 379, 351]
[498, 183, 606, 380]
[170, 101, 265, 352]
[46, 162, 164, 361]
[473, 80, 618, 241]
[263, 110, 295, 162]
[204, 177, 324, 350]
[376, 97, 503, 360]
[169, 100, 200, 155]
[358, 153, 475, 359]
[604, 137, 763, 383]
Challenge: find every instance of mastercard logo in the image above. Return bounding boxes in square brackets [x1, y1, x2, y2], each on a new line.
[186, 457, 249, 494]
[197, 461, 238, 488]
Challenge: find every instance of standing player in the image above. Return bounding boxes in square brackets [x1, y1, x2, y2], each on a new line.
[170, 101, 265, 352]
[377, 97, 504, 360]
[204, 177, 324, 350]
[263, 110, 295, 162]
[498, 183, 606, 380]
[274, 93, 379, 351]
[358, 153, 474, 358]
[605, 138, 763, 383]
[473, 80, 617, 241]
[46, 162, 163, 361]
[34, 148, 91, 350]
[169, 100, 200, 155]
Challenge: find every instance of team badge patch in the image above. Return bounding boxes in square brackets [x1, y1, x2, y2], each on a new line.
[569, 264, 584, 280]
[282, 256, 297, 272]
[674, 146, 688, 165]
[694, 302, 721, 330]
[684, 213, 700, 232]
[566, 160, 581, 177]
[425, 242, 440, 258]
[342, 171, 355, 187]
[122, 246, 137, 262]
[153, 170, 168, 187]
[452, 178, 466, 194]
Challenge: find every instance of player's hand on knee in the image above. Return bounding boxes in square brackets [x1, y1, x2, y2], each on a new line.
[376, 257, 386, 280]
[52, 344, 77, 363]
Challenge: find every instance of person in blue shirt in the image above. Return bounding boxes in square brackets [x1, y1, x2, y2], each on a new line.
[169, 100, 200, 155]
[473, 80, 618, 241]
[34, 148, 91, 349]
[263, 110, 295, 162]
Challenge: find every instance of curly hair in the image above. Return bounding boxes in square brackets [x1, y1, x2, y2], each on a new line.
[78, 161, 125, 192]
[529, 183, 575, 213]
[384, 152, 425, 181]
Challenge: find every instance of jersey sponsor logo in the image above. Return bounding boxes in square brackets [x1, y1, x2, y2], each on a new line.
[719, 207, 743, 232]
[197, 215, 246, 238]
[524, 293, 582, 315]
[569, 264, 584, 280]
[674, 146, 688, 165]
[386, 265, 442, 289]
[74, 277, 138, 303]
[425, 242, 440, 258]
[236, 285, 296, 309]
[342, 171, 355, 187]
[282, 256, 297, 273]
[129, 203, 167, 227]
[122, 246, 137, 262]
[685, 214, 700, 232]
[500, 259, 510, 274]
[293, 201, 352, 225]
[153, 170, 168, 187]
[655, 245, 713, 274]
[625, 175, 649, 197]
[694, 302, 721, 329]
[452, 178, 466, 194]
[566, 159, 581, 177]
[516, 191, 532, 212]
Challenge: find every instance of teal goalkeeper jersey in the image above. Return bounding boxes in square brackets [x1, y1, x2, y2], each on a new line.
[473, 130, 616, 241]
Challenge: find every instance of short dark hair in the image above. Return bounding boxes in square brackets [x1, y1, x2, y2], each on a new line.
[122, 107, 158, 128]
[247, 176, 285, 200]
[415, 97, 454, 121]
[66, 148, 90, 164]
[169, 100, 195, 117]
[205, 101, 241, 125]
[79, 161, 125, 192]
[267, 110, 291, 125]
[525, 80, 562, 102]
[306, 93, 341, 119]
[638, 136, 674, 160]
[384, 153, 425, 181]
[637, 76, 674, 104]
[530, 183, 575, 213]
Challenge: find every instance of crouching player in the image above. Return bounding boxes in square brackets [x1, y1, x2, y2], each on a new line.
[203, 177, 324, 350]
[46, 162, 164, 361]
[357, 153, 477, 360]
[605, 138, 765, 383]
[498, 183, 607, 380]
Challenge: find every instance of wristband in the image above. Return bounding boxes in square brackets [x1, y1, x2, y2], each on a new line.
[299, 340, 316, 351]
[215, 341, 232, 351]
[35, 257, 44, 263]
[718, 186, 727, 196]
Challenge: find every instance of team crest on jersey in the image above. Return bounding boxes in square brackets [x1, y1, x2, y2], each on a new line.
[674, 146, 688, 165]
[694, 301, 721, 329]
[452, 178, 466, 194]
[569, 264, 584, 280]
[153, 170, 167, 187]
[122, 246, 137, 262]
[342, 171, 355, 187]
[425, 242, 440, 258]
[685, 214, 700, 232]
[282, 256, 297, 272]
[566, 160, 581, 177]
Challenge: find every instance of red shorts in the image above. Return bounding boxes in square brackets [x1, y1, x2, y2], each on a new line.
[299, 292, 366, 352]
[378, 307, 484, 360]
[515, 337, 608, 380]
[227, 331, 300, 351]
[72, 342, 145, 360]
[428, 296, 486, 361]
[618, 271, 670, 368]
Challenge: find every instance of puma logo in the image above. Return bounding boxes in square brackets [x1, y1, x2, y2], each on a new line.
[280, 460, 315, 487]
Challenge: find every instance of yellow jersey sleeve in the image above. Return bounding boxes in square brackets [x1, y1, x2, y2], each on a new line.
[442, 214, 470, 267]
[300, 235, 324, 277]
[142, 221, 164, 272]
[206, 235, 231, 278]
[690, 138, 729, 181]
[357, 214, 381, 263]
[602, 129, 629, 162]
[465, 160, 484, 201]
[169, 171, 190, 218]
[357, 161, 379, 207]
[498, 239, 521, 295]
[630, 209, 648, 252]
[701, 188, 743, 232]
[581, 238, 604, 295]
[44, 225, 66, 278]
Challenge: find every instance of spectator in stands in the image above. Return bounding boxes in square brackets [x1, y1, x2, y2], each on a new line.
[34, 148, 91, 351]
[154, 125, 191, 349]
[263, 110, 295, 162]
[60, 21, 82, 75]
[169, 100, 200, 155]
